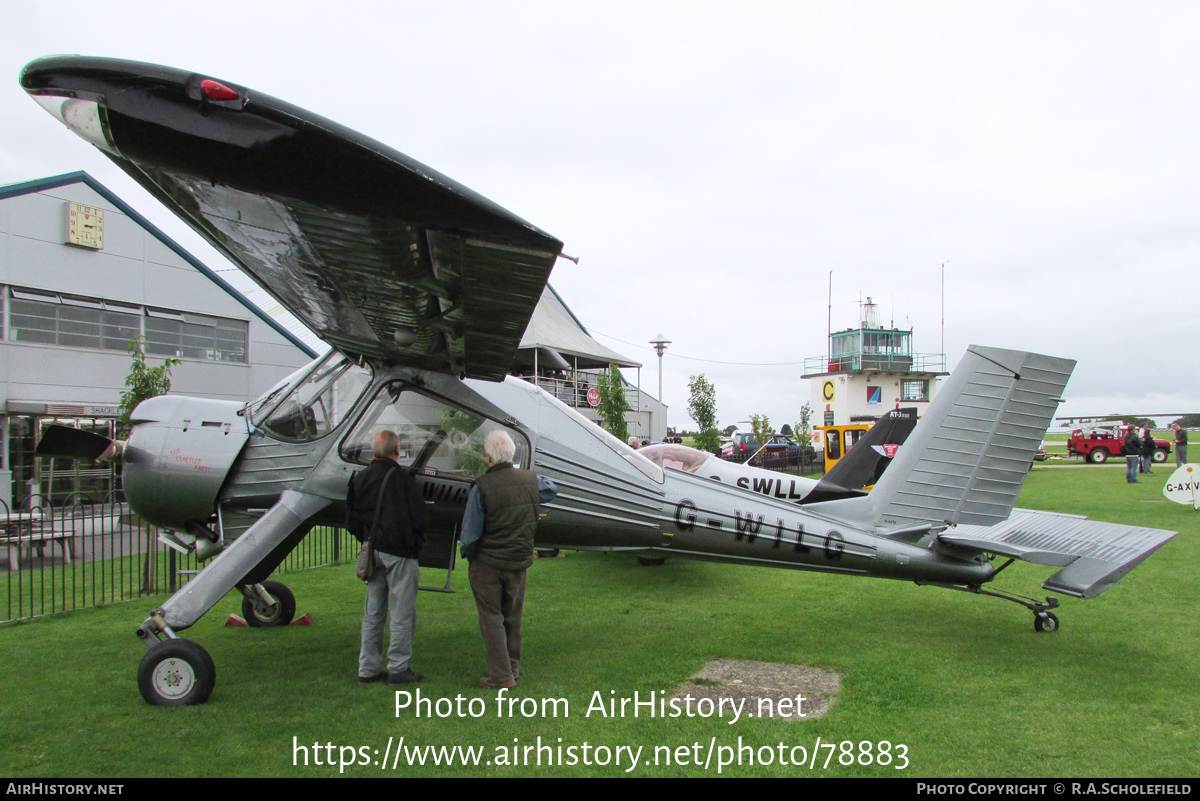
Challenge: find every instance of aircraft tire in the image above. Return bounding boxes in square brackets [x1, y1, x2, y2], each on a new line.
[1033, 612, 1059, 633]
[536, 549, 561, 558]
[242, 580, 296, 627]
[637, 556, 666, 567]
[137, 638, 216, 706]
[1088, 450, 1108, 464]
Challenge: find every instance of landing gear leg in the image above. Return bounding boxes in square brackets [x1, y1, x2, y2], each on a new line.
[918, 580, 1062, 632]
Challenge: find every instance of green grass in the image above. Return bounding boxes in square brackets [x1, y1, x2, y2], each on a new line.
[0, 467, 1195, 778]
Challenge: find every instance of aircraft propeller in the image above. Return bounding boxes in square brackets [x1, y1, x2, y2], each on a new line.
[35, 424, 124, 462]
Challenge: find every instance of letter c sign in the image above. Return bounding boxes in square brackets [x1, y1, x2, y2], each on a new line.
[822, 380, 835, 402]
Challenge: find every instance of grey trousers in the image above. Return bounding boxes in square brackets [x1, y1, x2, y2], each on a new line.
[468, 561, 526, 683]
[359, 552, 419, 677]
[1177, 445, 1188, 466]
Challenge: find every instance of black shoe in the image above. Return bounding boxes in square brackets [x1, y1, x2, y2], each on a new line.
[358, 672, 388, 684]
[389, 668, 424, 684]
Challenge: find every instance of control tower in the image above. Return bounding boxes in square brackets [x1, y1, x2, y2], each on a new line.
[803, 297, 947, 428]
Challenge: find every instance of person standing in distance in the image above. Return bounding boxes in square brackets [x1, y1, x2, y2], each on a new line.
[460, 430, 558, 689]
[1122, 425, 1141, 484]
[346, 430, 428, 684]
[1173, 423, 1189, 466]
[1140, 427, 1156, 475]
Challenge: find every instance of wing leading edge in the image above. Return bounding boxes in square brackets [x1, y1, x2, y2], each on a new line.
[20, 56, 563, 379]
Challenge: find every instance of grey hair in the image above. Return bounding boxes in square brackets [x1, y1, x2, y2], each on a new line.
[372, 429, 400, 458]
[484, 430, 516, 464]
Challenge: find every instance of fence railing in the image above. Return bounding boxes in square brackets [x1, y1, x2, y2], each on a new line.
[531, 375, 643, 411]
[0, 493, 353, 624]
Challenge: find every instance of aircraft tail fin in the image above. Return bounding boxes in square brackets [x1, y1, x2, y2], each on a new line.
[802, 408, 919, 504]
[864, 346, 1074, 530]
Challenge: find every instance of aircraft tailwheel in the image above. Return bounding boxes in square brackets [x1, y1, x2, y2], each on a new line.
[137, 639, 216, 706]
[242, 580, 296, 627]
[1034, 611, 1060, 633]
[637, 556, 666, 567]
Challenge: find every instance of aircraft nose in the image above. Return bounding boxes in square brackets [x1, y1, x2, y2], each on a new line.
[122, 397, 249, 530]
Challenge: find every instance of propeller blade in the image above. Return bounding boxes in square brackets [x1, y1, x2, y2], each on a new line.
[36, 425, 121, 461]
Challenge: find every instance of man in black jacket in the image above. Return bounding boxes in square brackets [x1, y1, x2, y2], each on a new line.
[347, 430, 428, 684]
[1122, 427, 1141, 484]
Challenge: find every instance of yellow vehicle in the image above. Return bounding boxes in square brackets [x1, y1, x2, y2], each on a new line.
[816, 424, 871, 474]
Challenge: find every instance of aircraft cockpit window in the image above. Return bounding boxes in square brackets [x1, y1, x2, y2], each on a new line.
[340, 383, 528, 480]
[258, 354, 372, 443]
[639, 443, 711, 474]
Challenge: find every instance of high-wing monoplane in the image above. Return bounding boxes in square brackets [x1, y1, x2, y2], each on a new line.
[21, 56, 1177, 706]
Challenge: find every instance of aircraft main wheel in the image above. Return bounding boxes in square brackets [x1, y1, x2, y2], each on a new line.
[638, 556, 666, 567]
[536, 549, 561, 558]
[242, 580, 296, 627]
[1088, 450, 1108, 464]
[1033, 612, 1059, 633]
[1153, 449, 1168, 463]
[137, 639, 216, 706]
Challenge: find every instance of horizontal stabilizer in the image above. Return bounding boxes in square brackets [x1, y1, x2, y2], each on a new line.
[940, 508, 1176, 598]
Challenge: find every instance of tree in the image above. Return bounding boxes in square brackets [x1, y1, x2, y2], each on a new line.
[687, 374, 720, 453]
[749, 413, 774, 463]
[796, 403, 813, 448]
[722, 424, 738, 437]
[595, 363, 629, 442]
[779, 423, 793, 437]
[1171, 414, 1200, 428]
[119, 338, 180, 436]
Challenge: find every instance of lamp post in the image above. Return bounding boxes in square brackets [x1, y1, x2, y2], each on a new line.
[649, 333, 671, 432]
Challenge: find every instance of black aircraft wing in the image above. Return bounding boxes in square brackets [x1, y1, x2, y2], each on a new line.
[20, 56, 563, 380]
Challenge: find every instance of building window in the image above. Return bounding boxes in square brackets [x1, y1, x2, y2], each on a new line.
[145, 309, 246, 363]
[7, 287, 247, 363]
[901, 379, 929, 402]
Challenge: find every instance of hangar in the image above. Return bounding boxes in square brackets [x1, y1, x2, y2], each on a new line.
[0, 172, 317, 509]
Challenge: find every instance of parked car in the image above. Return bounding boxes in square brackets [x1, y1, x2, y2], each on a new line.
[721, 433, 815, 466]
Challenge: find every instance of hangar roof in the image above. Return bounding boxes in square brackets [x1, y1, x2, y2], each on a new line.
[516, 284, 640, 371]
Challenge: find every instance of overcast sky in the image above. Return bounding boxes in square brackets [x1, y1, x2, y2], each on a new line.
[2, 2, 1197, 432]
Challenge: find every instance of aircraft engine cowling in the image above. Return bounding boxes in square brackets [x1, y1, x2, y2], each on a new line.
[121, 396, 250, 530]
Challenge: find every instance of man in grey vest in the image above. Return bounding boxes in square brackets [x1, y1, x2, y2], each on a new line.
[460, 430, 558, 689]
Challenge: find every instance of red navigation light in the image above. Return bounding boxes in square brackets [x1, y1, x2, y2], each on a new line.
[200, 79, 239, 102]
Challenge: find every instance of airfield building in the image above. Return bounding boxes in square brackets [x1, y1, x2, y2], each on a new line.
[803, 297, 947, 430]
[0, 172, 317, 509]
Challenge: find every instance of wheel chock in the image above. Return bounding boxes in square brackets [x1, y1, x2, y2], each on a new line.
[289, 613, 314, 626]
[224, 614, 248, 627]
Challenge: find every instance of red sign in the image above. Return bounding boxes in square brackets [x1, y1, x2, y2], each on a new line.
[586, 387, 601, 407]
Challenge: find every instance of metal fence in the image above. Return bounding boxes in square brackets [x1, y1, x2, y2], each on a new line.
[0, 492, 354, 624]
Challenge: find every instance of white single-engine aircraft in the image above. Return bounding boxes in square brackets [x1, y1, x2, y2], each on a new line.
[21, 56, 1177, 706]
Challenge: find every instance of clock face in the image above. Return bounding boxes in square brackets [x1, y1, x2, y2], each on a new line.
[66, 202, 104, 249]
